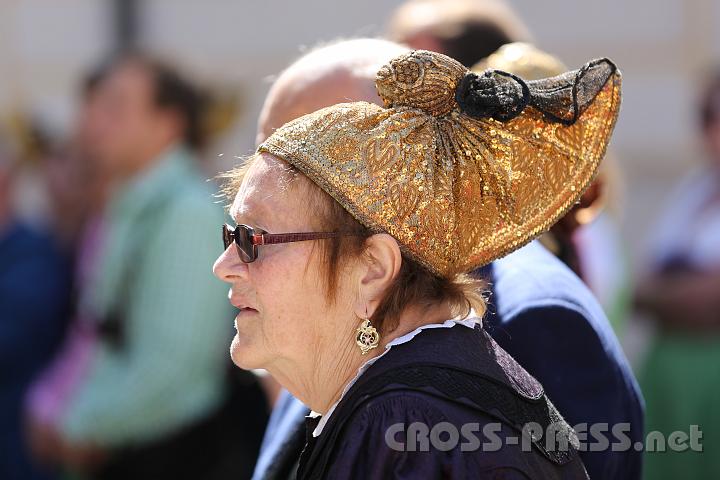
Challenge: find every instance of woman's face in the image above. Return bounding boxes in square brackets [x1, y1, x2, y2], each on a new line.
[213, 153, 357, 372]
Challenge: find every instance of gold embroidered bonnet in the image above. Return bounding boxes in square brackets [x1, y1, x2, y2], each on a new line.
[259, 50, 621, 277]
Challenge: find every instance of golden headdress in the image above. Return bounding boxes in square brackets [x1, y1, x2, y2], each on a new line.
[258, 50, 621, 277]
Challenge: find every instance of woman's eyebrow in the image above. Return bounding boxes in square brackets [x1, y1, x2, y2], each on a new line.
[230, 200, 271, 231]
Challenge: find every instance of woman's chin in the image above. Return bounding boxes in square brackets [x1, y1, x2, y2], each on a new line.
[230, 334, 263, 370]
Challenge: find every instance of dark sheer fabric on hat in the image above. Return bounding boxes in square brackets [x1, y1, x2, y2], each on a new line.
[456, 58, 617, 125]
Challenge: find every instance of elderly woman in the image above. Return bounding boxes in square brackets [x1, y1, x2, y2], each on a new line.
[214, 50, 620, 479]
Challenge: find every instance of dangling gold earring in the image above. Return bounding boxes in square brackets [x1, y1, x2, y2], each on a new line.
[355, 309, 380, 355]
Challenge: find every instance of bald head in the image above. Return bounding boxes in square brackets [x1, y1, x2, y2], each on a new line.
[256, 38, 409, 145]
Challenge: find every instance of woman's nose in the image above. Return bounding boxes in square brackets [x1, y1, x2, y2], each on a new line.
[212, 246, 248, 283]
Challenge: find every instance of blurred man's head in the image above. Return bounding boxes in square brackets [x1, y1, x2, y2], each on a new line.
[256, 38, 409, 144]
[86, 53, 206, 176]
[387, 0, 530, 68]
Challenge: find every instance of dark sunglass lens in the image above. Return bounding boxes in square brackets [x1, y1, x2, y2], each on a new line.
[236, 225, 256, 263]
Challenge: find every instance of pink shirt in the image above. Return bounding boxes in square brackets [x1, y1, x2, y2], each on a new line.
[25, 215, 105, 425]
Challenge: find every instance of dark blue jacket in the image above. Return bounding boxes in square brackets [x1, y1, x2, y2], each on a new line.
[298, 323, 589, 479]
[484, 241, 644, 480]
[0, 222, 71, 480]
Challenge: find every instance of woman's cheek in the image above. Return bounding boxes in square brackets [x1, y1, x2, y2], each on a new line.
[256, 244, 324, 326]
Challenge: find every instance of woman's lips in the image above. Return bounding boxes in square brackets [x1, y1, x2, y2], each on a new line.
[229, 295, 257, 312]
[234, 305, 258, 316]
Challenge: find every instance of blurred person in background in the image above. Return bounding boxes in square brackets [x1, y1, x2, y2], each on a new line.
[30, 52, 266, 479]
[635, 70, 720, 479]
[386, 0, 531, 68]
[250, 38, 643, 480]
[0, 134, 72, 480]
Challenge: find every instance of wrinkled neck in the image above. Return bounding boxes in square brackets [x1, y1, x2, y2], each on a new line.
[269, 301, 455, 414]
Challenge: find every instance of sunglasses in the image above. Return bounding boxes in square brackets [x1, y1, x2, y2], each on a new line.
[222, 223, 353, 263]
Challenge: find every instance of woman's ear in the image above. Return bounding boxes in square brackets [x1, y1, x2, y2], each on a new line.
[354, 233, 402, 317]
